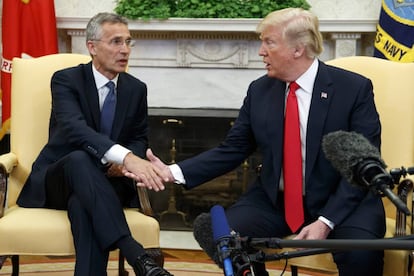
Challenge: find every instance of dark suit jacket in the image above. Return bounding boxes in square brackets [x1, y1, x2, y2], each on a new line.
[178, 60, 385, 236]
[17, 62, 149, 208]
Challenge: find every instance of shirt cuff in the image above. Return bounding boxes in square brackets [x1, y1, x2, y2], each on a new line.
[318, 216, 335, 230]
[101, 144, 131, 165]
[169, 164, 186, 184]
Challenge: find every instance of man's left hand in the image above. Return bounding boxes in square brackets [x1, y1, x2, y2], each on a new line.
[294, 219, 331, 240]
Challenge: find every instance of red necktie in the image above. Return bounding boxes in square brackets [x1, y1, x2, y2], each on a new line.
[283, 81, 304, 232]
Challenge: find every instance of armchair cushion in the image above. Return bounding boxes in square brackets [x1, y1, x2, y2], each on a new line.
[0, 207, 160, 255]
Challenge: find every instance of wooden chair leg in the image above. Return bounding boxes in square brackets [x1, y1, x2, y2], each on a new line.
[11, 255, 19, 276]
[290, 265, 298, 276]
[118, 251, 129, 276]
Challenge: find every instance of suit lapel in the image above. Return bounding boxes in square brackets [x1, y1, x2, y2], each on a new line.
[83, 63, 101, 130]
[305, 61, 333, 182]
[267, 80, 286, 179]
[111, 73, 132, 139]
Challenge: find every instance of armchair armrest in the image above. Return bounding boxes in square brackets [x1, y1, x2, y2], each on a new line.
[0, 153, 18, 174]
[0, 152, 18, 218]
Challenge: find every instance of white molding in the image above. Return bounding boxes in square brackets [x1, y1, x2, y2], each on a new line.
[320, 19, 377, 32]
[59, 17, 378, 110]
[57, 17, 378, 33]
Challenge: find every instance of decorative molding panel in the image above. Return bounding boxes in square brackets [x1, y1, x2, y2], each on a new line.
[59, 17, 378, 110]
[177, 40, 249, 68]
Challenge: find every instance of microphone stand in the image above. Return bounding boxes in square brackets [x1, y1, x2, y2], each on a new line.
[223, 166, 414, 275]
[248, 235, 414, 251]
[249, 248, 333, 262]
[224, 234, 414, 276]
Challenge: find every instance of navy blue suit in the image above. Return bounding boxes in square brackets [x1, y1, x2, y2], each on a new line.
[184, 61, 386, 275]
[17, 62, 149, 275]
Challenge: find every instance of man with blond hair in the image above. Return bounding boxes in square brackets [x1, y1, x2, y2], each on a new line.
[142, 8, 385, 276]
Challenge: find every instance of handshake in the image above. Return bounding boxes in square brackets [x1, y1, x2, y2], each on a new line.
[122, 148, 175, 192]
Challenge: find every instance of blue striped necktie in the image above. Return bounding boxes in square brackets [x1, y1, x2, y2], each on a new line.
[100, 81, 116, 136]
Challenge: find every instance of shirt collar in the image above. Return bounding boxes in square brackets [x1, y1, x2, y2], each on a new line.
[289, 58, 319, 95]
[92, 64, 119, 90]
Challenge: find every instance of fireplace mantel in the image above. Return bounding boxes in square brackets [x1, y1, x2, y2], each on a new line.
[57, 17, 377, 33]
[58, 17, 378, 110]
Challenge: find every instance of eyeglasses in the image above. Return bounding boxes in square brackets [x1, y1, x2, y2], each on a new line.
[92, 38, 135, 48]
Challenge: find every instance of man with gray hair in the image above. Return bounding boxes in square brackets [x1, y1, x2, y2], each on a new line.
[17, 12, 172, 276]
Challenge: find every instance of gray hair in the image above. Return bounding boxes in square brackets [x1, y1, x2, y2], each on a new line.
[86, 12, 129, 42]
[256, 8, 323, 58]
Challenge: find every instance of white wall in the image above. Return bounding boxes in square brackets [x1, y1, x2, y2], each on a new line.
[54, 0, 382, 19]
[0, 0, 383, 55]
[309, 0, 381, 19]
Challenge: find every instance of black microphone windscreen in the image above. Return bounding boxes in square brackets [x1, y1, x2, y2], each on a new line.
[322, 130, 386, 184]
[193, 213, 220, 264]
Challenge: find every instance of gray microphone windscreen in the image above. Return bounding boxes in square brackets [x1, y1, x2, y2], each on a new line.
[322, 130, 385, 184]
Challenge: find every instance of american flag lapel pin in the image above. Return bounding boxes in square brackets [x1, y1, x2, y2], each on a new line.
[321, 92, 328, 99]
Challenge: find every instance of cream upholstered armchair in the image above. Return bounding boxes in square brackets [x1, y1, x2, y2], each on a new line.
[279, 56, 414, 276]
[0, 53, 163, 275]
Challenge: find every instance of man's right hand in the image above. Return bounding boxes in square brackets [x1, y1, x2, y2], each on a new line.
[122, 151, 169, 191]
[146, 148, 175, 182]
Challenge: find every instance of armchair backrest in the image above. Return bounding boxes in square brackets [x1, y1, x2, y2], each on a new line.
[326, 56, 414, 171]
[8, 53, 91, 207]
[326, 56, 414, 221]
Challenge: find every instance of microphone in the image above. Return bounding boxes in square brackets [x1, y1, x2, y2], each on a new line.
[210, 205, 235, 276]
[322, 130, 410, 215]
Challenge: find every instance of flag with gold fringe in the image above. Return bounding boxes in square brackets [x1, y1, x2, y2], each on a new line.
[0, 0, 58, 140]
[374, 0, 414, 62]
